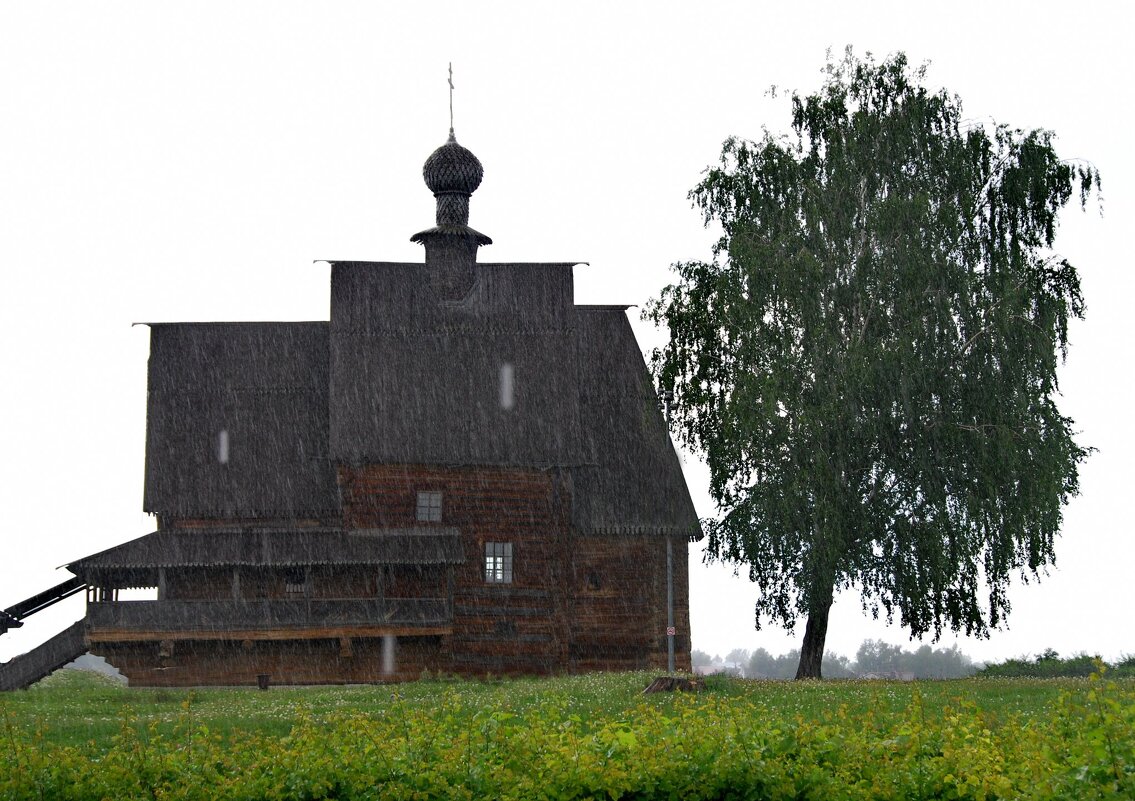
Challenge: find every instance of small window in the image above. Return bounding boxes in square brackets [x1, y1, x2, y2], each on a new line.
[484, 542, 513, 584]
[284, 567, 306, 595]
[416, 491, 443, 522]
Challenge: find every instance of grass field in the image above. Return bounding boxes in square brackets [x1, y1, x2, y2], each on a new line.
[2, 669, 1133, 799]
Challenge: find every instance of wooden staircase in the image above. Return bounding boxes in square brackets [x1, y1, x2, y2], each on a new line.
[1, 577, 86, 635]
[0, 577, 90, 690]
[0, 620, 88, 691]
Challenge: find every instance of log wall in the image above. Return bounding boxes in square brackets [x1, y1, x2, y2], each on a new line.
[93, 636, 443, 687]
[166, 568, 233, 601]
[568, 531, 691, 672]
[340, 463, 692, 676]
[340, 464, 573, 676]
[91, 463, 692, 684]
[165, 566, 414, 601]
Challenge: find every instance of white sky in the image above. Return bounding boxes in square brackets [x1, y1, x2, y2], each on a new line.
[1, 1, 1131, 665]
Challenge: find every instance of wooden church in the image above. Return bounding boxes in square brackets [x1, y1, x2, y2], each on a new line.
[3, 129, 700, 687]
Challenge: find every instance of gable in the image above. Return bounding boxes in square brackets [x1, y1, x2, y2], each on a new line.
[328, 261, 585, 466]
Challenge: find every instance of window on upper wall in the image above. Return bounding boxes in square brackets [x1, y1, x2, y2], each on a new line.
[284, 567, 306, 595]
[484, 542, 513, 584]
[416, 491, 443, 522]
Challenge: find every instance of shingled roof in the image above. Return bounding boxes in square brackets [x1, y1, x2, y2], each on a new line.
[134, 264, 700, 539]
[329, 261, 585, 466]
[572, 307, 701, 539]
[69, 528, 464, 572]
[142, 322, 337, 518]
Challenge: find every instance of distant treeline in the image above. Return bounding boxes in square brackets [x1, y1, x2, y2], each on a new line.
[694, 642, 1135, 680]
[693, 640, 977, 679]
[976, 649, 1135, 678]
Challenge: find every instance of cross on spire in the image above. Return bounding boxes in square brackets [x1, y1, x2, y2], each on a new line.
[448, 62, 455, 141]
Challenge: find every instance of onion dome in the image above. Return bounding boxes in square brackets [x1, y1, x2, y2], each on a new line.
[412, 129, 492, 246]
[423, 130, 484, 196]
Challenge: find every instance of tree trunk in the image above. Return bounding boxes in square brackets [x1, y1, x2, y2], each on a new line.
[795, 580, 835, 680]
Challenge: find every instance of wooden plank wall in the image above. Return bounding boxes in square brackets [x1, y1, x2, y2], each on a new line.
[162, 516, 337, 529]
[340, 464, 573, 676]
[166, 568, 233, 600]
[340, 464, 692, 676]
[93, 636, 444, 687]
[90, 462, 692, 684]
[165, 566, 394, 601]
[568, 531, 691, 672]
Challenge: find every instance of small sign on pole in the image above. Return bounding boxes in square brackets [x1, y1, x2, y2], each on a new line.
[666, 626, 676, 636]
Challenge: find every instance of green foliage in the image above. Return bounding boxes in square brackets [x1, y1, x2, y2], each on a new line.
[742, 639, 976, 679]
[1, 669, 1133, 799]
[1114, 655, 1135, 679]
[646, 49, 1101, 675]
[857, 639, 977, 678]
[748, 647, 856, 679]
[979, 649, 1118, 678]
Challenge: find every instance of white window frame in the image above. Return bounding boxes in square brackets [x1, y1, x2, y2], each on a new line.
[416, 490, 443, 522]
[484, 542, 513, 584]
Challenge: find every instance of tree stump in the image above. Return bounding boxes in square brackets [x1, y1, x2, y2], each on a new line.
[643, 675, 703, 694]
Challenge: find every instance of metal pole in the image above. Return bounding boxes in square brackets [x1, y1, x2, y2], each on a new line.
[667, 534, 674, 673]
[663, 387, 676, 674]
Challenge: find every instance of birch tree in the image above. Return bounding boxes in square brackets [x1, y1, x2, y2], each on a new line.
[648, 51, 1099, 679]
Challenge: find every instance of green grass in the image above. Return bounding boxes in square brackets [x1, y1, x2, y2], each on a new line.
[2, 669, 1133, 799]
[2, 668, 1077, 749]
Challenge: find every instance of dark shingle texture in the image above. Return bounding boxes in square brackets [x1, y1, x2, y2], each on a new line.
[142, 323, 337, 517]
[330, 262, 583, 465]
[69, 528, 464, 571]
[572, 308, 701, 538]
[135, 262, 701, 540]
[423, 138, 484, 195]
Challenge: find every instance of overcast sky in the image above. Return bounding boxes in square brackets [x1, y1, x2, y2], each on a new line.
[1, 1, 1131, 665]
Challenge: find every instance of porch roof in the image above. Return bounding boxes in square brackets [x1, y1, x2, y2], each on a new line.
[68, 528, 465, 574]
